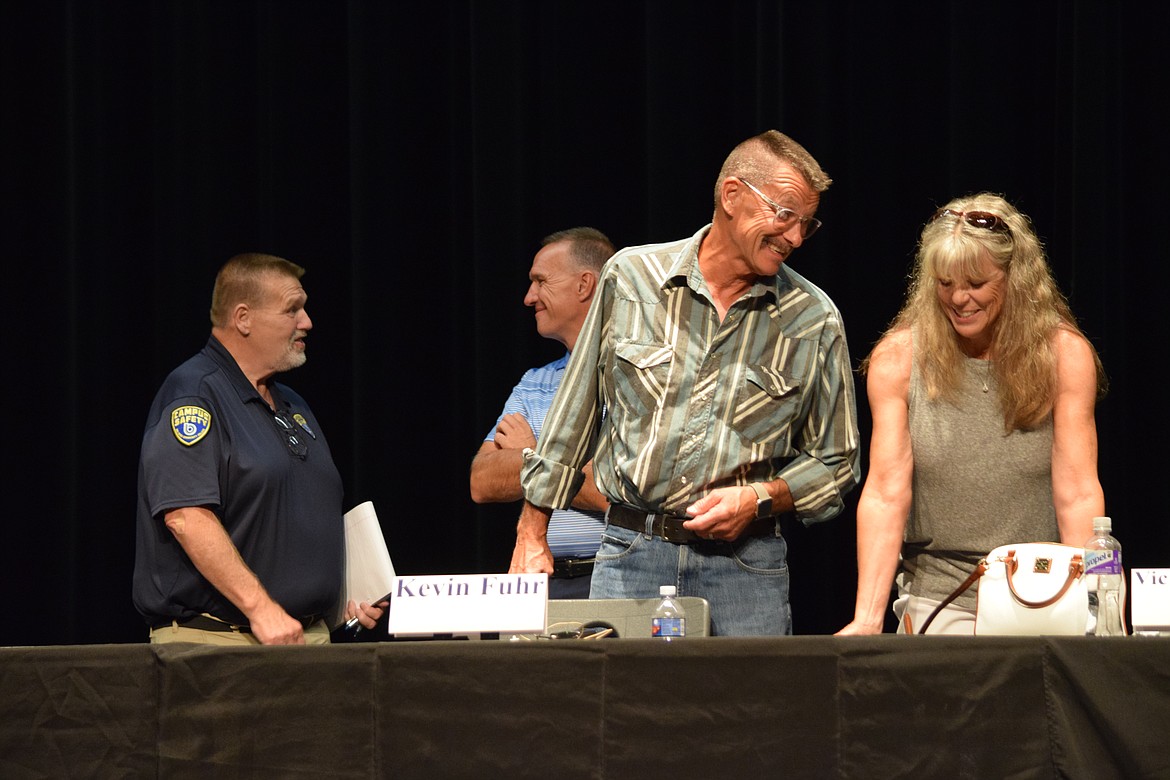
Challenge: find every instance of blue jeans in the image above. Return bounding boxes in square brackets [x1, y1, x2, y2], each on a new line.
[589, 523, 792, 636]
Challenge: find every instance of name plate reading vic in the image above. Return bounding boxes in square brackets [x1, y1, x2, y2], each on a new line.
[387, 573, 549, 636]
[1131, 568, 1170, 634]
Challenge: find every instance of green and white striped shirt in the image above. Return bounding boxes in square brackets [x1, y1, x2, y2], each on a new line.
[521, 225, 860, 525]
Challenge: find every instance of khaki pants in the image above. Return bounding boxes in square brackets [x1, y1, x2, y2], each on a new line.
[149, 618, 332, 645]
[893, 592, 976, 635]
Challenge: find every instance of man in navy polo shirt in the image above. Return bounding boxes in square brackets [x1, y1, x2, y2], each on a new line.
[470, 228, 613, 598]
[133, 253, 382, 644]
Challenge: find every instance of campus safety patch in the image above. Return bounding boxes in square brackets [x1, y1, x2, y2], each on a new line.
[171, 406, 212, 446]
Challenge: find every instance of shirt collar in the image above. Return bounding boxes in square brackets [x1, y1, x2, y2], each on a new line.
[664, 224, 789, 305]
[203, 335, 287, 409]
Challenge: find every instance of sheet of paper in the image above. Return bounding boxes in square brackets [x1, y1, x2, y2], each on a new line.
[329, 501, 396, 628]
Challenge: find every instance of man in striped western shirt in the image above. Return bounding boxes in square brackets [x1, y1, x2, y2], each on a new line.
[509, 131, 861, 636]
[471, 228, 614, 599]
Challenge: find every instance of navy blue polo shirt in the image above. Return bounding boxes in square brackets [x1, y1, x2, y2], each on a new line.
[132, 336, 344, 626]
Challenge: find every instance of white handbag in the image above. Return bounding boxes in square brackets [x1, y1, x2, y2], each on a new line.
[920, 542, 1088, 635]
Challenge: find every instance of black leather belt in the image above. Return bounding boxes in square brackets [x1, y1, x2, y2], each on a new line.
[156, 613, 321, 633]
[606, 503, 777, 544]
[552, 557, 595, 578]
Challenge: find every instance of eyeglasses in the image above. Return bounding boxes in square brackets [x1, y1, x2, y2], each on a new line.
[929, 208, 1011, 235]
[737, 177, 822, 238]
[273, 410, 309, 460]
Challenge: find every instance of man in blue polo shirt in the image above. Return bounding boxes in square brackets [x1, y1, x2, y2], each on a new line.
[470, 228, 613, 598]
[133, 253, 383, 644]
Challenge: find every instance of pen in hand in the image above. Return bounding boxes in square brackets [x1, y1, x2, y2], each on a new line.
[344, 595, 391, 638]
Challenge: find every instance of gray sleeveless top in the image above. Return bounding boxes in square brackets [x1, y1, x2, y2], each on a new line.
[898, 348, 1057, 609]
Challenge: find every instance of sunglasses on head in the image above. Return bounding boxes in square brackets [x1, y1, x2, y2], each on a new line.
[930, 208, 1011, 234]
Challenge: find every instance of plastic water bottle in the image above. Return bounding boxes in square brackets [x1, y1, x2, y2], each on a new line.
[651, 585, 686, 641]
[1084, 516, 1125, 636]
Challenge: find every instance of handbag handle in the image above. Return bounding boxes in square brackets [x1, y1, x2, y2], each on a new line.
[1003, 550, 1085, 608]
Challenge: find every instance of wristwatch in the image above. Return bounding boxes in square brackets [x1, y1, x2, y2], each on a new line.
[749, 482, 773, 519]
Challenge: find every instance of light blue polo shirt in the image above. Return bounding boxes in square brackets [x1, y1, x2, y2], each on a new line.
[485, 353, 605, 559]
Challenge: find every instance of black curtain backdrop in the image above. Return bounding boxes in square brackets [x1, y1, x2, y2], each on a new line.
[3, 1, 1166, 646]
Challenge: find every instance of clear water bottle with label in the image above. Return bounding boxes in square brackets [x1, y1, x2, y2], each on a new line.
[1084, 516, 1125, 636]
[651, 585, 686, 641]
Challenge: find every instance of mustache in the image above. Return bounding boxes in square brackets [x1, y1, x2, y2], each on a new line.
[766, 235, 793, 254]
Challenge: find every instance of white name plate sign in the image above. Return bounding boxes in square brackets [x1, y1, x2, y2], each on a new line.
[387, 573, 548, 636]
[1131, 568, 1170, 634]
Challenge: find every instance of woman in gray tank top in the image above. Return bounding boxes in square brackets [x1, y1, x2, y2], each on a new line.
[837, 193, 1108, 635]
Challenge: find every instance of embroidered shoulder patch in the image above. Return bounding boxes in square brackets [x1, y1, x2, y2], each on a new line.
[171, 406, 212, 446]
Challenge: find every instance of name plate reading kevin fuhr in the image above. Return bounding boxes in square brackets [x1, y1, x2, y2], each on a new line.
[387, 573, 549, 636]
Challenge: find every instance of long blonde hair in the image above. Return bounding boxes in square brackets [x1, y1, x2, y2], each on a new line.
[871, 193, 1106, 431]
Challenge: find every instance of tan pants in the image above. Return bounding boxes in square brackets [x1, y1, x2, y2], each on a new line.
[893, 592, 976, 635]
[149, 618, 332, 645]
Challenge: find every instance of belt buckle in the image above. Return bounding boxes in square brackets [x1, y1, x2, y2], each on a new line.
[659, 516, 694, 544]
[557, 558, 594, 578]
[215, 618, 249, 633]
[199, 613, 248, 633]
